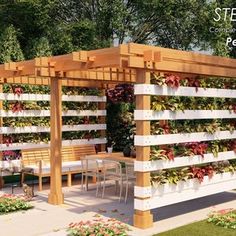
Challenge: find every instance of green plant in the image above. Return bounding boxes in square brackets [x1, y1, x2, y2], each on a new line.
[207, 209, 236, 229]
[67, 218, 129, 236]
[0, 194, 33, 214]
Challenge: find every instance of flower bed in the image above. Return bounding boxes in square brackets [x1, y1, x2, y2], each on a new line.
[208, 208, 236, 229]
[0, 194, 33, 214]
[67, 218, 129, 236]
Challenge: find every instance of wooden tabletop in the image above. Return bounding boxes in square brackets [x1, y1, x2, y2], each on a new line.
[86, 152, 135, 163]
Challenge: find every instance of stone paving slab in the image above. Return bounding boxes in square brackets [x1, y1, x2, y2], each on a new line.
[1, 184, 236, 236]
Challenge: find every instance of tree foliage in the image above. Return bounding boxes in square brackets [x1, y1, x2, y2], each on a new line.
[0, 0, 233, 59]
[0, 25, 24, 63]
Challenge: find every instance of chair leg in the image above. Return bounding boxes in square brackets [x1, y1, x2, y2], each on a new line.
[119, 179, 123, 202]
[102, 178, 106, 198]
[96, 175, 100, 197]
[125, 181, 129, 203]
[81, 173, 84, 190]
[85, 175, 88, 191]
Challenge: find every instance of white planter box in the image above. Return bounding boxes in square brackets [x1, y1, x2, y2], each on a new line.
[62, 95, 106, 102]
[0, 110, 106, 117]
[0, 124, 106, 134]
[0, 93, 50, 101]
[62, 138, 107, 146]
[134, 84, 236, 98]
[0, 93, 106, 102]
[135, 130, 236, 146]
[0, 138, 107, 151]
[134, 172, 236, 210]
[135, 151, 236, 172]
[134, 110, 236, 121]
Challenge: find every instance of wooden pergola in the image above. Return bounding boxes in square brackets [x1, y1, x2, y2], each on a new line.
[1, 43, 236, 229]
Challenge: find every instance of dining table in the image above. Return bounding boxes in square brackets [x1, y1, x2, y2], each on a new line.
[86, 151, 135, 163]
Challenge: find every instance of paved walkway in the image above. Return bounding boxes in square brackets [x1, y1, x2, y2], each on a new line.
[1, 183, 236, 236]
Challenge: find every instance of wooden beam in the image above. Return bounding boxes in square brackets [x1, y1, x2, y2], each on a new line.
[134, 69, 153, 229]
[154, 60, 236, 78]
[48, 77, 64, 205]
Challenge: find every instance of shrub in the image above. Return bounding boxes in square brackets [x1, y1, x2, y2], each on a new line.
[67, 218, 129, 236]
[207, 208, 236, 229]
[0, 194, 33, 214]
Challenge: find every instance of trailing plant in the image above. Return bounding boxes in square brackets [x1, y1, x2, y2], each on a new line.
[151, 119, 236, 135]
[151, 73, 181, 88]
[3, 130, 101, 145]
[150, 140, 236, 161]
[150, 160, 236, 186]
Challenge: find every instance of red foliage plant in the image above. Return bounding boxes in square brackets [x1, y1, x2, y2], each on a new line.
[164, 74, 181, 88]
[11, 101, 24, 113]
[3, 137, 13, 147]
[162, 148, 175, 161]
[190, 165, 214, 183]
[186, 77, 200, 90]
[106, 84, 134, 103]
[190, 166, 206, 183]
[184, 142, 208, 157]
[13, 87, 23, 96]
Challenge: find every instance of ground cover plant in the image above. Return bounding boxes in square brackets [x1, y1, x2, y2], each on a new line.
[67, 218, 129, 236]
[208, 208, 236, 230]
[0, 194, 33, 214]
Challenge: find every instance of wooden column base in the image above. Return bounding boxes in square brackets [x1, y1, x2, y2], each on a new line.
[48, 193, 64, 205]
[134, 210, 153, 229]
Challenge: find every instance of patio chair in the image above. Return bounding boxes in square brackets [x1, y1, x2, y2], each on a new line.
[124, 162, 136, 203]
[99, 160, 124, 202]
[81, 156, 101, 196]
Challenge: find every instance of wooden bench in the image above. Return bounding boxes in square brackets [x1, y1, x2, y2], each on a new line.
[21, 145, 96, 191]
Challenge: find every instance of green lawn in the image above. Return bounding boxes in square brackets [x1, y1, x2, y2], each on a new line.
[156, 220, 236, 236]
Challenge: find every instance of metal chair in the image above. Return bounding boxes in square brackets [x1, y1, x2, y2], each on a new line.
[124, 162, 135, 203]
[99, 159, 124, 202]
[81, 156, 101, 196]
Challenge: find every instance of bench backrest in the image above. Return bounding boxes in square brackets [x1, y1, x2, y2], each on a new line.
[21, 145, 96, 166]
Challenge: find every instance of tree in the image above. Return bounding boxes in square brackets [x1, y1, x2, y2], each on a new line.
[0, 25, 24, 63]
[26, 37, 52, 59]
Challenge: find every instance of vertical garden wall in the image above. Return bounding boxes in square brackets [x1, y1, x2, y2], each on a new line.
[134, 73, 236, 227]
[0, 83, 107, 159]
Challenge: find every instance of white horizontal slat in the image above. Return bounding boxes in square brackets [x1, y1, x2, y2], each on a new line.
[0, 110, 106, 117]
[0, 138, 107, 151]
[62, 138, 107, 146]
[135, 130, 236, 146]
[0, 93, 50, 101]
[0, 93, 106, 102]
[134, 172, 236, 210]
[135, 151, 236, 172]
[134, 84, 236, 98]
[134, 110, 236, 121]
[0, 124, 106, 134]
[62, 95, 106, 102]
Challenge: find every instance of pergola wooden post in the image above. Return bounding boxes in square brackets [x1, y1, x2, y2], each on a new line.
[48, 77, 64, 204]
[98, 84, 106, 152]
[133, 69, 153, 228]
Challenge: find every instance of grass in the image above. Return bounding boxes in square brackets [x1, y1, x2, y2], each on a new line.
[156, 220, 236, 236]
